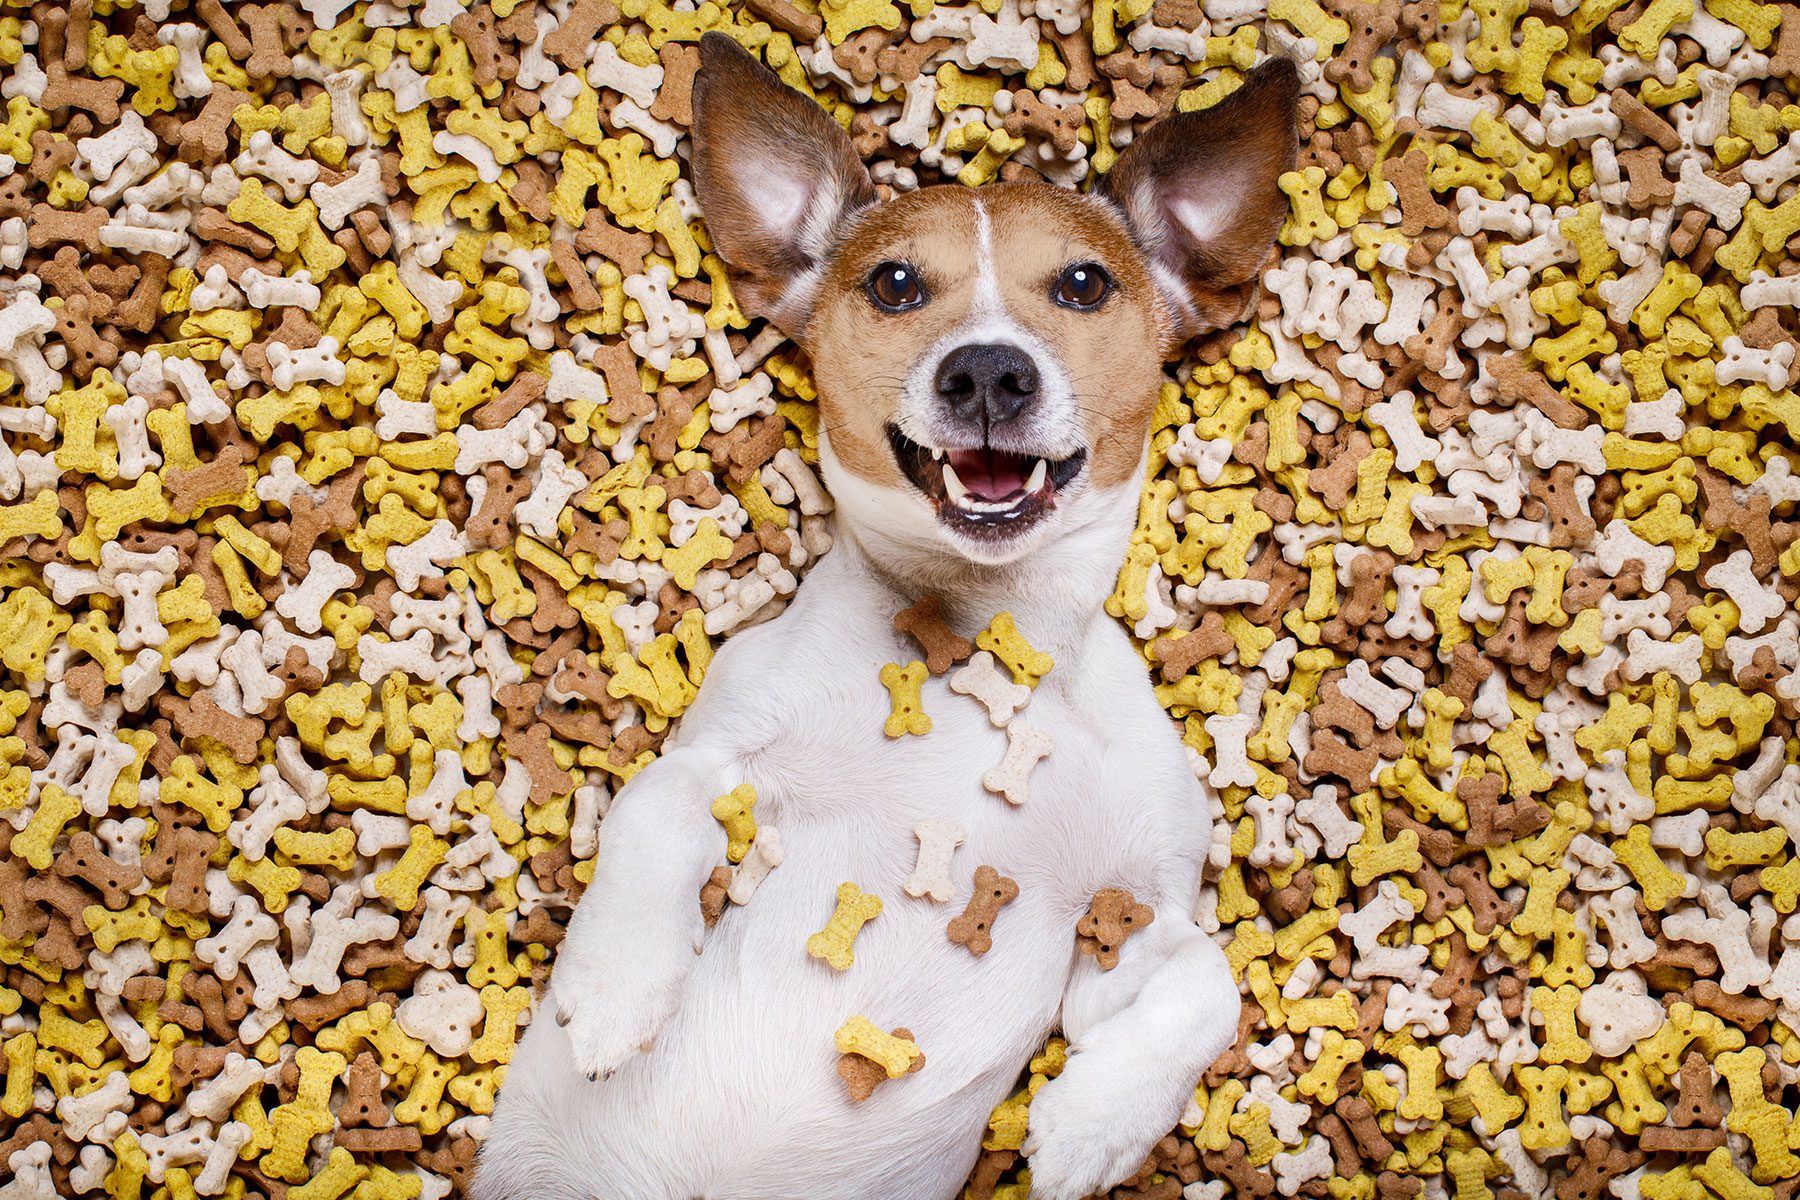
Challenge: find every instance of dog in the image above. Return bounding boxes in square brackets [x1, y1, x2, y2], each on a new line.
[475, 33, 1297, 1200]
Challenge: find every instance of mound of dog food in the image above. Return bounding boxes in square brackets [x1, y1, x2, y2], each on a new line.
[0, 0, 1796, 1197]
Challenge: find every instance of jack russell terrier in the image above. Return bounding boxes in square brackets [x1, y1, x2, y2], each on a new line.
[476, 32, 1298, 1200]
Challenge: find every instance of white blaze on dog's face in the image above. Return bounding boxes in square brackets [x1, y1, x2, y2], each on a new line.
[691, 34, 1298, 566]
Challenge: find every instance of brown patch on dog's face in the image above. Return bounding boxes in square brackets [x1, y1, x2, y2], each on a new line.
[805, 184, 1166, 496]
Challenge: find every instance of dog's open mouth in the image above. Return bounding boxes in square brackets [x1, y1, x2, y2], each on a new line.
[888, 425, 1086, 538]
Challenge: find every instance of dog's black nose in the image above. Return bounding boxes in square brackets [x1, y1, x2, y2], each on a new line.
[935, 343, 1038, 427]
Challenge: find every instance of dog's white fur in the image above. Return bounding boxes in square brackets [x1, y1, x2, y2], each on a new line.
[475, 38, 1301, 1200]
[473, 486, 1238, 1200]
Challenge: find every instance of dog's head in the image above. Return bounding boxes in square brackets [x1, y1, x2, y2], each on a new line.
[691, 34, 1297, 568]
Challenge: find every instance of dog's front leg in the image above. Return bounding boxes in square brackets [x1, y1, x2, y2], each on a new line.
[550, 748, 729, 1080]
[1023, 917, 1240, 1200]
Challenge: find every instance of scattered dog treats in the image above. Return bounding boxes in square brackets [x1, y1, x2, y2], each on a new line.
[5, 0, 1800, 1193]
[1076, 888, 1155, 971]
[807, 882, 885, 971]
[947, 865, 1020, 957]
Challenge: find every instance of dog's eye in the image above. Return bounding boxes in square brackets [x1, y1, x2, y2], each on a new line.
[1054, 263, 1111, 310]
[867, 262, 925, 311]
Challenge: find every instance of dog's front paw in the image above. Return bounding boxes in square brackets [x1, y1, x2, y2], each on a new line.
[550, 909, 700, 1080]
[1022, 1055, 1161, 1200]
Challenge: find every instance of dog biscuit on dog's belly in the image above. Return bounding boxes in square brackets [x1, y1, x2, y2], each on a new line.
[837, 1024, 926, 1102]
[1075, 887, 1155, 969]
[807, 881, 884, 970]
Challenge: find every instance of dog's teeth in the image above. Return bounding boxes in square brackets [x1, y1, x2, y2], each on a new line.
[942, 461, 969, 505]
[931, 446, 945, 460]
[1025, 458, 1047, 493]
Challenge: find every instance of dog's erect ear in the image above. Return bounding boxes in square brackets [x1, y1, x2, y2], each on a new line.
[690, 32, 876, 336]
[1095, 58, 1299, 344]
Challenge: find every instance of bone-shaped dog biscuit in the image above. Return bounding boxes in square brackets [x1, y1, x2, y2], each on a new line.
[807, 882, 883, 971]
[728, 824, 783, 905]
[1076, 887, 1155, 970]
[905, 819, 966, 902]
[982, 722, 1053, 806]
[975, 611, 1054, 687]
[837, 1025, 926, 1102]
[710, 783, 757, 863]
[700, 866, 732, 927]
[949, 650, 1032, 727]
[879, 660, 932, 737]
[946, 865, 1019, 957]
[834, 1016, 923, 1081]
[893, 594, 974, 674]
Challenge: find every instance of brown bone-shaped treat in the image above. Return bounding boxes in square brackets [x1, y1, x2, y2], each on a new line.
[1383, 147, 1449, 236]
[700, 865, 733, 927]
[1307, 428, 1371, 510]
[1324, 0, 1400, 93]
[1075, 887, 1154, 970]
[334, 1126, 424, 1154]
[543, 0, 623, 69]
[340, 1051, 393, 1128]
[837, 1026, 925, 1102]
[451, 4, 505, 89]
[166, 444, 250, 519]
[576, 212, 654, 275]
[26, 204, 108, 250]
[55, 831, 143, 909]
[1002, 89, 1087, 155]
[893, 595, 973, 675]
[832, 29, 886, 86]
[179, 87, 251, 163]
[159, 691, 264, 765]
[1151, 612, 1232, 683]
[877, 35, 953, 85]
[653, 42, 701, 125]
[643, 384, 697, 463]
[236, 4, 295, 79]
[947, 865, 1019, 957]
[703, 413, 786, 485]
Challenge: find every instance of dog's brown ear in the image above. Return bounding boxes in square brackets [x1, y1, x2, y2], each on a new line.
[690, 32, 876, 336]
[1095, 58, 1299, 345]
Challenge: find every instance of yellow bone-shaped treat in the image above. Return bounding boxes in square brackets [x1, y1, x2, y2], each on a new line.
[834, 1016, 922, 1079]
[711, 783, 758, 864]
[807, 882, 884, 971]
[879, 661, 932, 738]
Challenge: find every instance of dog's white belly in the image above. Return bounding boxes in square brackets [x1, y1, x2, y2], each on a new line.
[496, 695, 1158, 1200]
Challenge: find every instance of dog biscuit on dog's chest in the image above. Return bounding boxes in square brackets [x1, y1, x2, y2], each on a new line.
[975, 612, 1054, 687]
[834, 1016, 923, 1085]
[710, 783, 758, 863]
[949, 651, 1033, 727]
[880, 660, 932, 737]
[946, 865, 1019, 956]
[893, 595, 975, 674]
[982, 723, 1054, 806]
[1076, 888, 1155, 970]
[807, 882, 884, 970]
[905, 819, 967, 902]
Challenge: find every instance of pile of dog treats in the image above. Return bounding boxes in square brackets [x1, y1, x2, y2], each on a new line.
[0, 0, 1798, 1195]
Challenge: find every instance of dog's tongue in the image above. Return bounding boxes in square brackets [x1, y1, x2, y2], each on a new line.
[948, 448, 1026, 500]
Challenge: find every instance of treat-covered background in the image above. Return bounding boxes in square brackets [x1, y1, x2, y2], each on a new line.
[1, 0, 1798, 1196]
